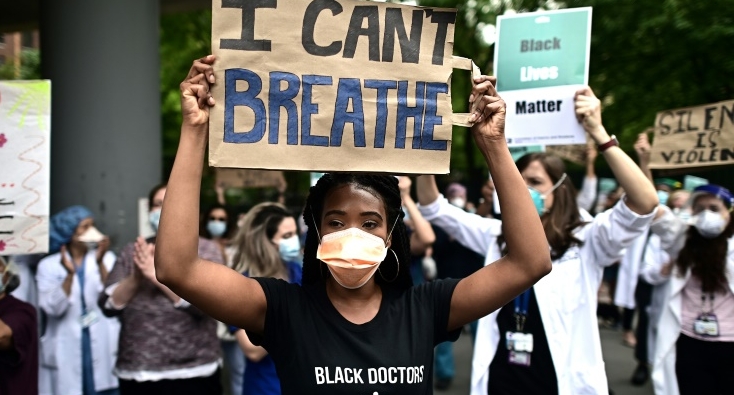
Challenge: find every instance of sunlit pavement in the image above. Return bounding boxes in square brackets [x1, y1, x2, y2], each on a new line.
[439, 327, 654, 395]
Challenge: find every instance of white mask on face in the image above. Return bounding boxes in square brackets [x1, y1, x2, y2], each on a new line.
[78, 226, 105, 249]
[692, 210, 727, 239]
[449, 198, 466, 209]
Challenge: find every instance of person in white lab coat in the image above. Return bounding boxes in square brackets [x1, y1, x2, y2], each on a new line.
[638, 234, 672, 368]
[653, 184, 734, 395]
[417, 87, 661, 395]
[37, 206, 120, 395]
[613, 133, 685, 385]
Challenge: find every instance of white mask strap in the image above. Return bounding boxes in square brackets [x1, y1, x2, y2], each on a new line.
[310, 207, 322, 243]
[544, 173, 567, 197]
[385, 213, 401, 246]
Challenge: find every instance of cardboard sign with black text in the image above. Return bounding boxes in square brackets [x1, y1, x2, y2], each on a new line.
[650, 100, 734, 169]
[210, 0, 476, 174]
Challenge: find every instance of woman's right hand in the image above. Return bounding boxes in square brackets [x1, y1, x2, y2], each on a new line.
[133, 237, 157, 283]
[179, 55, 217, 129]
[634, 132, 652, 163]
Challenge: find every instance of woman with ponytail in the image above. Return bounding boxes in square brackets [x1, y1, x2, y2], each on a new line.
[153, 55, 551, 394]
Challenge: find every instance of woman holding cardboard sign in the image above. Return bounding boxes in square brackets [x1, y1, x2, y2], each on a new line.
[416, 88, 662, 395]
[154, 55, 550, 394]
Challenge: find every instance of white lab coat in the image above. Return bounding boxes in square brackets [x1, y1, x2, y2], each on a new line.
[576, 175, 598, 213]
[639, 234, 671, 365]
[419, 196, 657, 395]
[615, 206, 680, 309]
[652, 236, 734, 395]
[37, 250, 120, 395]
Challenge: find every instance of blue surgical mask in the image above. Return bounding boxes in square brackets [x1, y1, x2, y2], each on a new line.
[278, 235, 301, 262]
[657, 190, 670, 206]
[207, 221, 227, 238]
[527, 173, 567, 215]
[148, 210, 161, 232]
[528, 187, 545, 215]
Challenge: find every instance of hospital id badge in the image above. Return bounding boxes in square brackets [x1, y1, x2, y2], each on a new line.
[505, 332, 534, 353]
[693, 313, 719, 337]
[508, 351, 531, 366]
[80, 311, 99, 328]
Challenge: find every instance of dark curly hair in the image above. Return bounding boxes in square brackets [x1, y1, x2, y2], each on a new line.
[302, 173, 413, 291]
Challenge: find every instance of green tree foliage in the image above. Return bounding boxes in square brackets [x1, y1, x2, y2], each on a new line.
[160, 10, 212, 178]
[421, 0, 734, 189]
[562, 0, 734, 147]
[0, 49, 41, 80]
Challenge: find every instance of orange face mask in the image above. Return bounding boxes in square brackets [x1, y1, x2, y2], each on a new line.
[315, 216, 399, 289]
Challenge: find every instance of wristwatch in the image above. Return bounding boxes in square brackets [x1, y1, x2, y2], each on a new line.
[597, 135, 619, 152]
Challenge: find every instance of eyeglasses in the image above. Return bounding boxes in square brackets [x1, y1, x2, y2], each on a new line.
[209, 217, 227, 222]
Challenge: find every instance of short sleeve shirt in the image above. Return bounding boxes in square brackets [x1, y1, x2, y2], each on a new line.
[0, 295, 39, 395]
[247, 278, 461, 395]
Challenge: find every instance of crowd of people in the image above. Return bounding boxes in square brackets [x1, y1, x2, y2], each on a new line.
[1, 55, 732, 395]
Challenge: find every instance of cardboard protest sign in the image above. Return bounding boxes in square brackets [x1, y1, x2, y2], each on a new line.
[649, 100, 734, 170]
[216, 168, 286, 189]
[494, 7, 591, 146]
[209, 0, 477, 174]
[546, 144, 587, 165]
[0, 81, 51, 254]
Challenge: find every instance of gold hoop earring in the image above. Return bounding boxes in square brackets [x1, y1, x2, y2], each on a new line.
[379, 248, 400, 283]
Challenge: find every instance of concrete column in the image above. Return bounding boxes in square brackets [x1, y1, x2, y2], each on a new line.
[41, 0, 161, 249]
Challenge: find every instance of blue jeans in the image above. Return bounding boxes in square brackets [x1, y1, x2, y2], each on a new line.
[221, 340, 245, 395]
[434, 341, 454, 380]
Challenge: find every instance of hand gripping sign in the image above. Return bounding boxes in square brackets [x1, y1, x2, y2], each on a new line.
[209, 0, 478, 174]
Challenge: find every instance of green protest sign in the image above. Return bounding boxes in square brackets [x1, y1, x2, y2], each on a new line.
[494, 8, 592, 147]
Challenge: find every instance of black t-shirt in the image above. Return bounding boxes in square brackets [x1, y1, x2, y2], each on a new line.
[248, 278, 462, 395]
[488, 287, 558, 395]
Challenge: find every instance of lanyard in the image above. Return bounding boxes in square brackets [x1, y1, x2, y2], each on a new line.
[513, 290, 531, 332]
[701, 290, 715, 314]
[74, 254, 88, 315]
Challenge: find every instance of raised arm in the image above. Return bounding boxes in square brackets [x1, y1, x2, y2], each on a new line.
[399, 176, 435, 255]
[154, 56, 266, 334]
[575, 88, 658, 215]
[634, 132, 654, 183]
[447, 76, 552, 330]
[415, 174, 501, 257]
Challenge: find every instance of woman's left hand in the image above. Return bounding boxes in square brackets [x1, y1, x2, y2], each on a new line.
[574, 87, 608, 143]
[468, 76, 506, 150]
